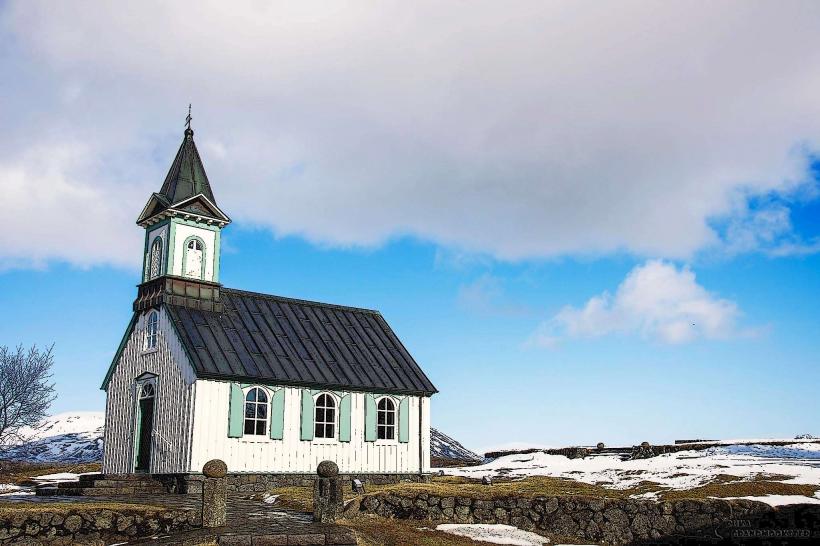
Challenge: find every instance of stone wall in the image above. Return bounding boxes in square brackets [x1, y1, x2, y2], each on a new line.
[168, 472, 429, 494]
[0, 507, 198, 545]
[352, 492, 820, 545]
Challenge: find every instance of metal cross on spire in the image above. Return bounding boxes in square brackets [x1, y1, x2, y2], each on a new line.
[185, 104, 193, 130]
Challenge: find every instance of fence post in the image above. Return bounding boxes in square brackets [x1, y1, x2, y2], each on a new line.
[201, 459, 228, 527]
[313, 460, 344, 523]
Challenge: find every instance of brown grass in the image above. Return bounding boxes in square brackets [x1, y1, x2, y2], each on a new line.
[0, 501, 165, 517]
[659, 474, 820, 501]
[268, 472, 820, 515]
[0, 461, 101, 486]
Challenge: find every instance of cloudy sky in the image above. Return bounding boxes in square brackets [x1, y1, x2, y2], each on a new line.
[1, 1, 819, 451]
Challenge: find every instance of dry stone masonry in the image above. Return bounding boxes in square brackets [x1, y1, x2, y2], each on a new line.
[0, 507, 197, 544]
[352, 491, 820, 544]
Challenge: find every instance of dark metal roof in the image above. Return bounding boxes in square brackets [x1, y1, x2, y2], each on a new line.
[165, 287, 438, 395]
[159, 128, 216, 208]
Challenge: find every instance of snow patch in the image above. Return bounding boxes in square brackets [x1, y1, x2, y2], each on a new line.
[436, 524, 549, 545]
[715, 495, 820, 506]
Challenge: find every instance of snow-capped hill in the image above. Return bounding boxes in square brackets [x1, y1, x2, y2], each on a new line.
[0, 411, 104, 463]
[431, 427, 482, 464]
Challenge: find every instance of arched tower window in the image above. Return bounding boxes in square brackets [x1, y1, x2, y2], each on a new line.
[377, 397, 396, 440]
[183, 237, 205, 279]
[149, 237, 163, 279]
[144, 311, 159, 350]
[244, 387, 268, 435]
[314, 394, 336, 439]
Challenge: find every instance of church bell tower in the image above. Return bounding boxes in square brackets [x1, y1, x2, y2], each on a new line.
[133, 118, 231, 313]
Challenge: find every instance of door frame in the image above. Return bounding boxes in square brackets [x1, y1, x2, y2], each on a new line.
[133, 373, 158, 473]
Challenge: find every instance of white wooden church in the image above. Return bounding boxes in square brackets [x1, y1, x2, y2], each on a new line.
[101, 124, 437, 478]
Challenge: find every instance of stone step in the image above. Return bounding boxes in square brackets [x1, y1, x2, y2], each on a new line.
[51, 485, 167, 496]
[80, 478, 166, 488]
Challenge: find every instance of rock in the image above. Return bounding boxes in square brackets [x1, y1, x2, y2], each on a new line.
[316, 460, 339, 478]
[202, 458, 228, 478]
[64, 515, 83, 533]
[630, 513, 651, 537]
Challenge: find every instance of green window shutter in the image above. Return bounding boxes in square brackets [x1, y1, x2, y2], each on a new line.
[399, 397, 410, 443]
[300, 390, 314, 441]
[339, 394, 352, 442]
[270, 389, 285, 440]
[364, 393, 377, 442]
[228, 383, 244, 438]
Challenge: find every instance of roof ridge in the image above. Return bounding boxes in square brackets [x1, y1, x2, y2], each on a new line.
[221, 286, 382, 316]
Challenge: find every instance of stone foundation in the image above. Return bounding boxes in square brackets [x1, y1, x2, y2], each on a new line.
[351, 492, 820, 545]
[158, 472, 430, 494]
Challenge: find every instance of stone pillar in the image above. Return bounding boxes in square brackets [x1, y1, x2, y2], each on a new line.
[313, 460, 344, 523]
[201, 459, 228, 528]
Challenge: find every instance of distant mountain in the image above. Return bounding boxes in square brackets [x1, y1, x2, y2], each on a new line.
[0, 412, 104, 463]
[431, 427, 482, 466]
[1, 412, 481, 468]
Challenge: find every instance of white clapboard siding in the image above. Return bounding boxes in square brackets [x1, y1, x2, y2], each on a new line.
[102, 307, 197, 474]
[188, 380, 432, 474]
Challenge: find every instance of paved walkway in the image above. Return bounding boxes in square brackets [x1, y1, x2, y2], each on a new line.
[1, 490, 357, 545]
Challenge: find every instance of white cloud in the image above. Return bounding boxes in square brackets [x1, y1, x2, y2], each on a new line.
[2, 1, 820, 268]
[530, 260, 744, 345]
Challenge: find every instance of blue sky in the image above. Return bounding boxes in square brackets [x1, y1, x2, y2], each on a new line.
[1, 2, 820, 453]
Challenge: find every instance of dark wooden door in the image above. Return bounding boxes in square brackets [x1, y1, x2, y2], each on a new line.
[136, 397, 154, 472]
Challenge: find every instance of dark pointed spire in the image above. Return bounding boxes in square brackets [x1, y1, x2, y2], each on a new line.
[158, 116, 216, 207]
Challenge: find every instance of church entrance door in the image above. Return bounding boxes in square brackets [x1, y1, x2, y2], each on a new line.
[134, 382, 155, 472]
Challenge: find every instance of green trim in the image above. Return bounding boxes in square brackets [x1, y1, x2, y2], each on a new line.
[213, 229, 221, 282]
[339, 394, 351, 442]
[228, 383, 244, 438]
[364, 393, 377, 442]
[181, 235, 207, 280]
[398, 397, 410, 443]
[133, 392, 142, 470]
[270, 389, 285, 440]
[167, 220, 177, 276]
[100, 314, 138, 390]
[300, 390, 314, 441]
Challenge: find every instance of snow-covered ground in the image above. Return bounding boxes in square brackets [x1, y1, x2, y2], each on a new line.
[0, 412, 104, 463]
[446, 442, 820, 506]
[436, 524, 549, 545]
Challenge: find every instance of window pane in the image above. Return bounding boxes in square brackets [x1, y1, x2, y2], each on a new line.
[378, 399, 386, 410]
[377, 426, 385, 440]
[315, 424, 324, 438]
[386, 426, 394, 439]
[245, 405, 255, 418]
[257, 390, 268, 403]
[326, 425, 334, 438]
[326, 408, 335, 422]
[244, 420, 255, 434]
[257, 404, 267, 419]
[315, 408, 324, 423]
[386, 412, 394, 425]
[378, 411, 385, 425]
[256, 421, 265, 435]
[246, 389, 257, 402]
